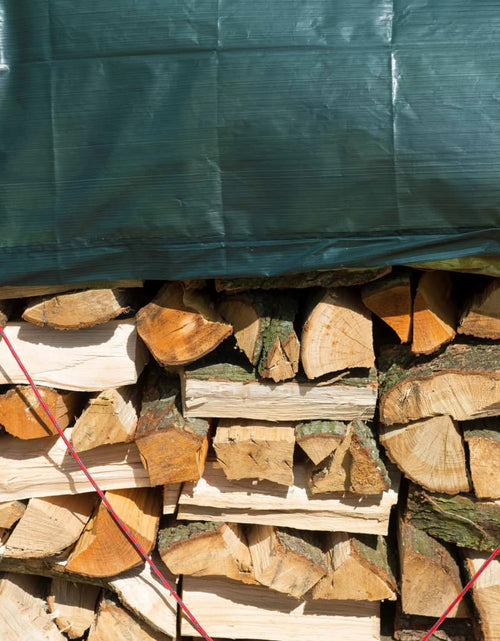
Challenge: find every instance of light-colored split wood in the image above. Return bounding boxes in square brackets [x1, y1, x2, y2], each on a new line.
[0, 500, 26, 528]
[87, 595, 169, 641]
[295, 420, 346, 465]
[458, 278, 500, 339]
[0, 280, 143, 300]
[412, 271, 456, 355]
[361, 270, 413, 342]
[463, 418, 500, 499]
[47, 579, 100, 639]
[464, 549, 500, 641]
[162, 483, 182, 515]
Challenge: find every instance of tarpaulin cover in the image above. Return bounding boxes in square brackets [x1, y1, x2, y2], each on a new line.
[1, 0, 499, 285]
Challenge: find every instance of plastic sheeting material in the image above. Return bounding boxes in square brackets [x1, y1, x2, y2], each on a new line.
[0, 1, 499, 285]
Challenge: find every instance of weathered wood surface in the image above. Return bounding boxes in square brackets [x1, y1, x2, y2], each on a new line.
[463, 418, 500, 499]
[464, 549, 500, 641]
[87, 595, 169, 641]
[0, 280, 143, 300]
[411, 271, 456, 355]
[0, 500, 26, 528]
[47, 580, 100, 639]
[295, 420, 346, 466]
[458, 278, 500, 339]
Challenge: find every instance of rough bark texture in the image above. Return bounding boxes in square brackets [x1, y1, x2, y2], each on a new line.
[295, 420, 346, 465]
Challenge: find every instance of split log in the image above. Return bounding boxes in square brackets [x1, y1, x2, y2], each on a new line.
[217, 291, 299, 382]
[158, 520, 256, 584]
[458, 278, 500, 339]
[22, 288, 134, 330]
[0, 280, 143, 300]
[0, 385, 83, 439]
[66, 487, 161, 577]
[398, 518, 469, 618]
[181, 576, 380, 640]
[182, 360, 377, 422]
[463, 418, 500, 499]
[379, 415, 470, 494]
[464, 549, 500, 641]
[0, 429, 151, 502]
[213, 420, 295, 486]
[47, 579, 100, 639]
[312, 532, 397, 601]
[412, 271, 456, 355]
[135, 369, 210, 485]
[163, 483, 182, 515]
[3, 494, 96, 559]
[295, 420, 346, 465]
[301, 288, 374, 379]
[71, 386, 139, 452]
[0, 320, 148, 391]
[407, 484, 500, 551]
[361, 270, 413, 343]
[379, 342, 500, 425]
[247, 525, 327, 598]
[394, 608, 476, 641]
[178, 461, 400, 535]
[136, 282, 232, 366]
[0, 500, 26, 528]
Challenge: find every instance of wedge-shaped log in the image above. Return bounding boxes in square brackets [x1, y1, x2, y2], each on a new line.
[65, 488, 161, 577]
[0, 500, 26, 528]
[312, 532, 397, 601]
[163, 484, 182, 515]
[136, 282, 232, 366]
[47, 580, 100, 639]
[295, 420, 346, 465]
[301, 288, 374, 379]
[0, 385, 83, 439]
[379, 342, 500, 425]
[464, 549, 500, 641]
[0, 320, 148, 391]
[379, 415, 470, 494]
[458, 278, 500, 339]
[135, 369, 209, 485]
[158, 520, 256, 584]
[463, 418, 500, 499]
[398, 519, 469, 618]
[214, 420, 295, 486]
[412, 271, 456, 355]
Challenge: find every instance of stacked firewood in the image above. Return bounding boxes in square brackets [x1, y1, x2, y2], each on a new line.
[0, 267, 498, 641]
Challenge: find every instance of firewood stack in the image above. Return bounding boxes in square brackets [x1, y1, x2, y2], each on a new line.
[0, 268, 498, 641]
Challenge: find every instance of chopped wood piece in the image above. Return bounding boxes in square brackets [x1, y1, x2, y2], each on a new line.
[213, 420, 295, 486]
[458, 278, 500, 339]
[463, 418, 500, 499]
[66, 488, 161, 577]
[0, 320, 148, 391]
[135, 369, 209, 485]
[47, 579, 100, 639]
[412, 271, 456, 355]
[464, 549, 500, 641]
[218, 291, 299, 382]
[0, 500, 26, 528]
[181, 576, 380, 640]
[182, 360, 377, 422]
[394, 607, 476, 641]
[247, 524, 326, 598]
[0, 429, 151, 502]
[301, 288, 374, 379]
[379, 342, 500, 425]
[178, 461, 400, 535]
[3, 494, 96, 559]
[312, 532, 397, 601]
[361, 270, 413, 342]
[379, 415, 471, 494]
[295, 420, 346, 465]
[0, 280, 143, 300]
[163, 483, 182, 515]
[398, 518, 469, 618]
[407, 484, 500, 551]
[136, 282, 232, 366]
[72, 386, 139, 452]
[158, 520, 256, 584]
[0, 385, 83, 439]
[22, 288, 134, 329]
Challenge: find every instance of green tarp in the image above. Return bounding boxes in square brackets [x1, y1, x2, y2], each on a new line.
[1, 1, 498, 285]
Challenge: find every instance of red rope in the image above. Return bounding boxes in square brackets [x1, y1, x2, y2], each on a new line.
[0, 326, 213, 641]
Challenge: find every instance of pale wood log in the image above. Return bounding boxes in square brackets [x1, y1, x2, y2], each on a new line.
[71, 386, 139, 452]
[464, 549, 500, 641]
[0, 280, 143, 300]
[3, 494, 96, 559]
[0, 385, 83, 439]
[379, 415, 470, 494]
[162, 483, 182, 515]
[158, 520, 256, 584]
[398, 518, 469, 618]
[361, 270, 413, 343]
[463, 418, 500, 499]
[301, 288, 375, 379]
[135, 369, 209, 485]
[0, 500, 26, 528]
[136, 282, 232, 366]
[66, 488, 161, 577]
[412, 271, 456, 355]
[0, 320, 148, 391]
[312, 532, 397, 601]
[0, 429, 151, 502]
[178, 461, 400, 535]
[379, 342, 500, 425]
[87, 595, 169, 641]
[181, 576, 380, 640]
[213, 420, 295, 486]
[182, 361, 377, 422]
[295, 420, 346, 465]
[47, 579, 100, 639]
[458, 278, 500, 339]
